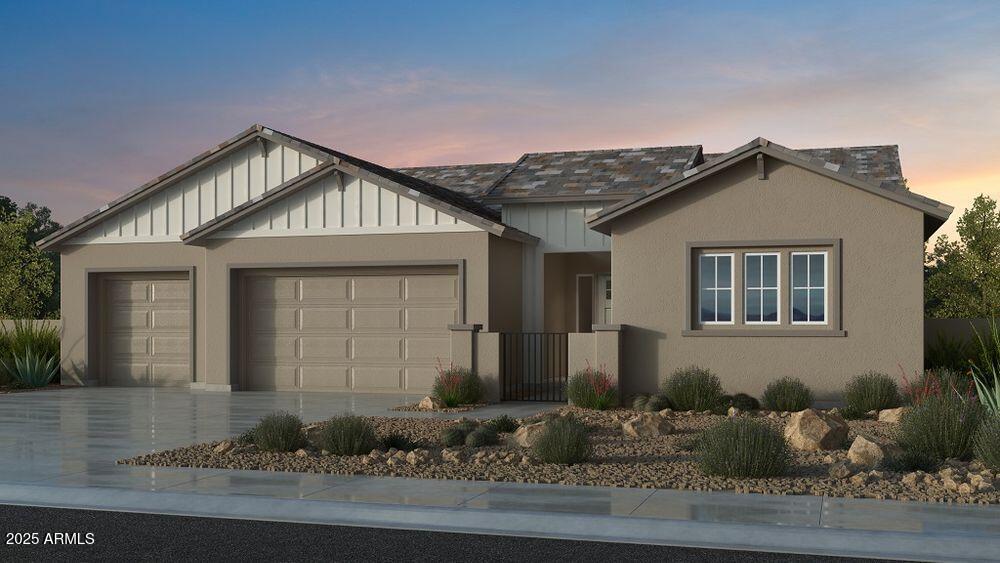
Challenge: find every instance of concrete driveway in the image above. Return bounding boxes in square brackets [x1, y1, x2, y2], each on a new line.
[0, 387, 551, 489]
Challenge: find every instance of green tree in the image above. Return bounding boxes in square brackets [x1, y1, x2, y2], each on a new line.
[0, 212, 57, 318]
[925, 195, 1000, 318]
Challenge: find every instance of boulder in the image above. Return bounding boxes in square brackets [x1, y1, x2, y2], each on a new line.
[727, 406, 742, 417]
[294, 448, 310, 458]
[622, 412, 675, 438]
[419, 396, 445, 410]
[213, 440, 235, 454]
[877, 407, 909, 423]
[828, 462, 855, 479]
[847, 435, 902, 467]
[512, 421, 547, 448]
[783, 409, 849, 451]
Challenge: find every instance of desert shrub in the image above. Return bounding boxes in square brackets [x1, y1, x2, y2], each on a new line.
[925, 331, 975, 371]
[661, 366, 723, 411]
[432, 364, 484, 407]
[898, 392, 984, 462]
[317, 415, 378, 455]
[880, 449, 940, 473]
[761, 377, 813, 412]
[645, 394, 672, 412]
[567, 365, 618, 410]
[465, 426, 499, 447]
[697, 418, 790, 478]
[381, 432, 418, 451]
[843, 372, 901, 418]
[971, 319, 1000, 415]
[440, 420, 479, 447]
[973, 416, 1000, 471]
[0, 320, 60, 386]
[253, 411, 305, 452]
[632, 394, 650, 411]
[902, 368, 975, 406]
[483, 414, 519, 434]
[0, 346, 59, 388]
[235, 427, 256, 445]
[532, 416, 590, 464]
[728, 392, 761, 411]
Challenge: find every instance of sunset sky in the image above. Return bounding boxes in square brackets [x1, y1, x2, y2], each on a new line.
[1, 1, 997, 242]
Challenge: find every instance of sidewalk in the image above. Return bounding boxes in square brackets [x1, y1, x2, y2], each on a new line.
[1, 468, 997, 562]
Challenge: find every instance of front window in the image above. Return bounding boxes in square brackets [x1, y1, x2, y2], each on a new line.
[745, 253, 779, 324]
[792, 252, 827, 324]
[699, 254, 733, 324]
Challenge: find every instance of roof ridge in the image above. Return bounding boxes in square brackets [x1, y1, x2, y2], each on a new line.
[397, 161, 515, 170]
[520, 143, 701, 157]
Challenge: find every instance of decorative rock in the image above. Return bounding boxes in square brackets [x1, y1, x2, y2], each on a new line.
[783, 409, 849, 451]
[294, 448, 309, 458]
[727, 406, 742, 417]
[622, 412, 676, 438]
[901, 472, 921, 488]
[767, 412, 780, 420]
[213, 441, 235, 454]
[958, 482, 974, 495]
[441, 448, 463, 464]
[849, 473, 869, 486]
[847, 435, 902, 467]
[418, 396, 445, 410]
[829, 462, 854, 479]
[512, 421, 547, 448]
[658, 408, 673, 416]
[878, 407, 910, 423]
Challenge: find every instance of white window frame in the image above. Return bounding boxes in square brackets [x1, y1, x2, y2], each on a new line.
[698, 253, 734, 325]
[791, 251, 828, 325]
[744, 252, 780, 325]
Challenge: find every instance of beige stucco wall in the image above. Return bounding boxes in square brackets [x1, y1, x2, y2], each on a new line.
[543, 252, 612, 332]
[610, 159, 925, 400]
[488, 236, 524, 332]
[58, 231, 510, 388]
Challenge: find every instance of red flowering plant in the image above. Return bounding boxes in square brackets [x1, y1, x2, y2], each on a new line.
[432, 360, 484, 407]
[566, 362, 618, 410]
[900, 365, 976, 406]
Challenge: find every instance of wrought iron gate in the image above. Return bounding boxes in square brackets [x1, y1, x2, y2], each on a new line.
[499, 332, 568, 401]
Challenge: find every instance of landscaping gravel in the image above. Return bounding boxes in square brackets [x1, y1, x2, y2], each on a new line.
[118, 407, 1000, 505]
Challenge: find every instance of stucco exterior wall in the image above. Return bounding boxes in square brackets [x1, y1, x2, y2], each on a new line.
[610, 159, 925, 400]
[58, 231, 505, 388]
[488, 235, 524, 332]
[543, 252, 611, 332]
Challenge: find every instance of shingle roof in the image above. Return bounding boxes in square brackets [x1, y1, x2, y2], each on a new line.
[796, 145, 903, 188]
[483, 145, 703, 200]
[396, 163, 515, 197]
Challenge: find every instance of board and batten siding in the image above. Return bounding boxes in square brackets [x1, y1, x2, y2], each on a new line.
[502, 201, 613, 330]
[501, 202, 610, 252]
[69, 143, 318, 244]
[213, 172, 478, 238]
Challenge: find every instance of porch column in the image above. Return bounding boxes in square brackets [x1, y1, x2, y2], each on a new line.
[448, 323, 481, 370]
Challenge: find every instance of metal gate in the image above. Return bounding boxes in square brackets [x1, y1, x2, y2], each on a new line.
[499, 332, 568, 401]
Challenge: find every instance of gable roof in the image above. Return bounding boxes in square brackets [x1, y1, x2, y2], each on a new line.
[587, 137, 953, 239]
[396, 162, 515, 197]
[481, 145, 703, 201]
[39, 125, 534, 250]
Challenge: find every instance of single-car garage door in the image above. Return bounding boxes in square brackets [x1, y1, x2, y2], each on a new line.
[240, 267, 459, 392]
[100, 274, 191, 387]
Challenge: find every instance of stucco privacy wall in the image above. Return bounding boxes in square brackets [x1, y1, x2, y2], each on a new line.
[58, 231, 506, 388]
[611, 159, 924, 400]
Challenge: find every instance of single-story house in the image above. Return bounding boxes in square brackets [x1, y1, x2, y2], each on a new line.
[39, 125, 952, 401]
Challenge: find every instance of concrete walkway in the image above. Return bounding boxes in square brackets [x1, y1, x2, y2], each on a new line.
[0, 388, 998, 561]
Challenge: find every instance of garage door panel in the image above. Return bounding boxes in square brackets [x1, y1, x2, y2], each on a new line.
[102, 276, 191, 387]
[243, 270, 456, 392]
[352, 366, 402, 389]
[404, 307, 457, 330]
[109, 310, 149, 330]
[352, 308, 402, 330]
[301, 308, 349, 330]
[352, 277, 402, 301]
[352, 337, 402, 360]
[250, 307, 298, 331]
[300, 366, 350, 389]
[151, 309, 188, 330]
[249, 277, 297, 302]
[247, 364, 297, 390]
[249, 335, 298, 361]
[151, 281, 189, 303]
[404, 337, 451, 361]
[405, 276, 458, 300]
[405, 366, 440, 390]
[299, 336, 349, 360]
[300, 277, 349, 301]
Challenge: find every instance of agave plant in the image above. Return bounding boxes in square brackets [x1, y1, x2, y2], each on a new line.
[971, 319, 1000, 415]
[0, 346, 59, 388]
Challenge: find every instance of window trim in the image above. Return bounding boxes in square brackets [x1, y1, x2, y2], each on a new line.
[743, 252, 781, 325]
[791, 251, 828, 325]
[698, 252, 734, 325]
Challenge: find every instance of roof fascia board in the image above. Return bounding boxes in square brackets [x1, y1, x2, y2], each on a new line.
[588, 143, 951, 234]
[258, 128, 337, 165]
[181, 161, 340, 245]
[38, 125, 265, 250]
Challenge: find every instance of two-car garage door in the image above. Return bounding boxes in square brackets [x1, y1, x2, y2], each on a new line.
[240, 267, 458, 392]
